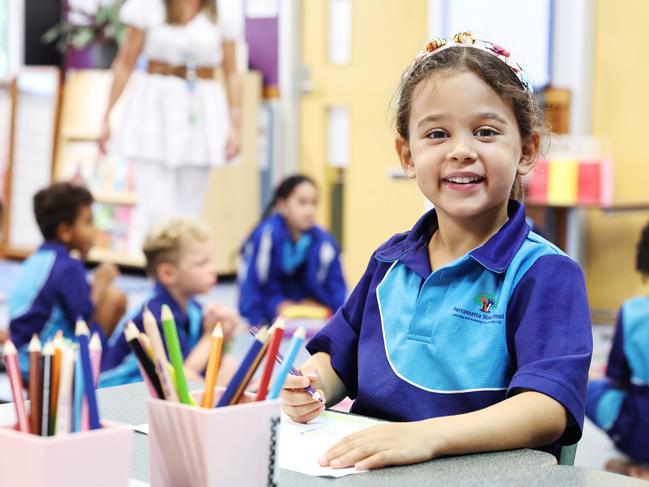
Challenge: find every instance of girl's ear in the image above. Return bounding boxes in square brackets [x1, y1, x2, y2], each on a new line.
[517, 133, 541, 177]
[57, 221, 73, 244]
[395, 136, 416, 178]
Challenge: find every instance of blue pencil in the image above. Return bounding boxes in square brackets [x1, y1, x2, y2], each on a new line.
[216, 328, 268, 407]
[76, 320, 101, 429]
[72, 347, 84, 432]
[268, 327, 306, 400]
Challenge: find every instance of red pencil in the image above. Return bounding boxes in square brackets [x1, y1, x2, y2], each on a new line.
[28, 335, 42, 435]
[4, 340, 31, 433]
[256, 319, 285, 401]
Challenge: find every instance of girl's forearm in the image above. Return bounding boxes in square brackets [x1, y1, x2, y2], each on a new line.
[222, 41, 242, 130]
[426, 391, 568, 456]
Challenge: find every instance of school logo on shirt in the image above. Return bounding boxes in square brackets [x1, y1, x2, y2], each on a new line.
[451, 292, 503, 324]
[474, 293, 498, 313]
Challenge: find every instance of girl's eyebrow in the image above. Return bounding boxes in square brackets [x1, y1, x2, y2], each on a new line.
[474, 112, 508, 124]
[416, 113, 447, 129]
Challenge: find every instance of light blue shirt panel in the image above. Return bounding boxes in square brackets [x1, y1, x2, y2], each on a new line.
[187, 301, 203, 349]
[8, 250, 56, 318]
[621, 297, 649, 383]
[377, 231, 563, 393]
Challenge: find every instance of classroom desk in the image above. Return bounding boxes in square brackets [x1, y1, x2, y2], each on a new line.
[1, 383, 646, 486]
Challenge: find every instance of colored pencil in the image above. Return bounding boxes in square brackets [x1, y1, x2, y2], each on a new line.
[40, 342, 53, 436]
[161, 305, 191, 404]
[249, 327, 323, 403]
[55, 346, 74, 435]
[230, 329, 271, 405]
[268, 327, 306, 400]
[216, 327, 268, 407]
[125, 322, 164, 399]
[143, 307, 178, 402]
[89, 332, 102, 386]
[256, 319, 285, 401]
[76, 320, 101, 430]
[201, 324, 224, 408]
[48, 331, 64, 435]
[28, 335, 42, 435]
[73, 346, 85, 432]
[3, 340, 30, 433]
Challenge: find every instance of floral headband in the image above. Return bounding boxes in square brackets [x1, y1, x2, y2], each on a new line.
[411, 31, 533, 94]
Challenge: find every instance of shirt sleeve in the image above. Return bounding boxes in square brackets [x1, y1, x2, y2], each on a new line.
[302, 238, 347, 313]
[56, 260, 94, 328]
[506, 254, 593, 445]
[606, 308, 631, 384]
[217, 0, 243, 40]
[120, 0, 155, 30]
[306, 254, 379, 398]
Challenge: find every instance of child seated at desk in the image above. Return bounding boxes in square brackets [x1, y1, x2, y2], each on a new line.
[9, 182, 126, 376]
[101, 217, 238, 385]
[281, 33, 592, 470]
[586, 222, 649, 480]
[238, 174, 347, 327]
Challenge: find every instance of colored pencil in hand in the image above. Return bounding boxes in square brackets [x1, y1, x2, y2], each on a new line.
[125, 322, 164, 399]
[256, 319, 285, 401]
[76, 320, 101, 430]
[268, 327, 306, 400]
[3, 340, 30, 433]
[201, 323, 224, 408]
[143, 307, 178, 401]
[28, 335, 42, 435]
[216, 327, 268, 407]
[161, 305, 192, 404]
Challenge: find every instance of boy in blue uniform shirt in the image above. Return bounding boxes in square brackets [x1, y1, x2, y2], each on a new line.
[238, 175, 347, 326]
[101, 217, 239, 386]
[9, 182, 127, 375]
[586, 223, 649, 479]
[281, 33, 592, 470]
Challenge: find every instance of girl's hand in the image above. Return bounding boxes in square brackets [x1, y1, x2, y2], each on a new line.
[319, 421, 439, 470]
[225, 128, 240, 160]
[281, 368, 325, 423]
[98, 120, 111, 154]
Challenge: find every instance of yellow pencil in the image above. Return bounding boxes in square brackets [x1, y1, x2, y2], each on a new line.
[201, 324, 224, 408]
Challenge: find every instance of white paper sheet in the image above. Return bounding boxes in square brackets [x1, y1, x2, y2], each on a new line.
[278, 410, 380, 478]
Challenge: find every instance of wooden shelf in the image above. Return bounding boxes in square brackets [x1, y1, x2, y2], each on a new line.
[92, 190, 138, 206]
[87, 247, 146, 268]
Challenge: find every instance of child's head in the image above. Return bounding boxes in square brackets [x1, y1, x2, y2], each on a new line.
[143, 217, 216, 296]
[394, 32, 542, 219]
[636, 222, 649, 282]
[33, 182, 95, 256]
[269, 175, 318, 234]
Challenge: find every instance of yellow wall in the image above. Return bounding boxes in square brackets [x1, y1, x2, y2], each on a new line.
[587, 0, 649, 310]
[301, 1, 428, 283]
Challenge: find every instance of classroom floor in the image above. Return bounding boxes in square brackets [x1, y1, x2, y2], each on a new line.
[0, 258, 628, 474]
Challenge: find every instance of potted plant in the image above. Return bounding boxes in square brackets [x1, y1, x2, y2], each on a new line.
[42, 1, 125, 70]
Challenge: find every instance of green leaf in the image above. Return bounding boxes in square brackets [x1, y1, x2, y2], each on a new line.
[71, 28, 96, 49]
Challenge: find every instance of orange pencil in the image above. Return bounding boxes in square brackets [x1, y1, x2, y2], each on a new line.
[28, 335, 42, 435]
[48, 331, 64, 435]
[256, 319, 285, 401]
[201, 324, 224, 408]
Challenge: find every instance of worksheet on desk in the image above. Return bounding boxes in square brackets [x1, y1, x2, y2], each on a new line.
[279, 410, 381, 478]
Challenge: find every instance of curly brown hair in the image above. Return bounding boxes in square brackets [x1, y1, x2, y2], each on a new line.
[394, 46, 545, 200]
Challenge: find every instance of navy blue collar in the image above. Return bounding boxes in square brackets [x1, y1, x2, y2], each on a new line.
[375, 200, 530, 277]
[40, 241, 71, 256]
[153, 281, 188, 321]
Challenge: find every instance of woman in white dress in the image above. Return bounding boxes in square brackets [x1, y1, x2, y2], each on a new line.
[99, 0, 241, 252]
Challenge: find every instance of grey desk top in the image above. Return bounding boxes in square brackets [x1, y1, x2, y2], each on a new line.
[95, 382, 647, 487]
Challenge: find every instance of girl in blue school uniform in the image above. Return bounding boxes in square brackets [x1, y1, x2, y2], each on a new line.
[281, 32, 593, 470]
[585, 223, 649, 479]
[238, 175, 347, 326]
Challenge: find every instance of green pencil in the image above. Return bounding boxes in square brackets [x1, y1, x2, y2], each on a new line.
[161, 305, 192, 405]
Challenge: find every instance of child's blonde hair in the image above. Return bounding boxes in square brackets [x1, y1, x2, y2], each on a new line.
[143, 217, 212, 277]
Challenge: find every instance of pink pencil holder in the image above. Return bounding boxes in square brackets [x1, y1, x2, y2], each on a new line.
[148, 388, 282, 487]
[0, 420, 133, 487]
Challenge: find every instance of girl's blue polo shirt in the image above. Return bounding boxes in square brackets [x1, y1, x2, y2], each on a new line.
[307, 201, 592, 446]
